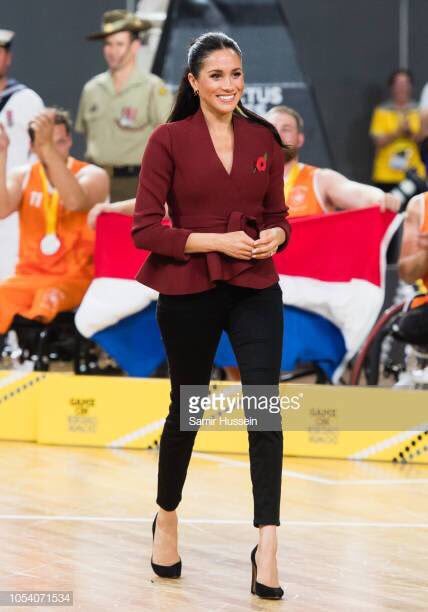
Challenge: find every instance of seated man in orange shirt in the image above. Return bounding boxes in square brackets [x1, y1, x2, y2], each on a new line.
[396, 191, 428, 344]
[265, 105, 400, 217]
[0, 108, 109, 337]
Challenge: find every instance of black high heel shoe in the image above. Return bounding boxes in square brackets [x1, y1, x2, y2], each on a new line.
[251, 545, 284, 600]
[151, 513, 182, 578]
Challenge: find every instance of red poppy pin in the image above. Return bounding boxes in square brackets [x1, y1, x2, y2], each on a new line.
[254, 152, 268, 173]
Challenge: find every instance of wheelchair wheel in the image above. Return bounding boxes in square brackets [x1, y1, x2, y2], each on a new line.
[351, 302, 405, 386]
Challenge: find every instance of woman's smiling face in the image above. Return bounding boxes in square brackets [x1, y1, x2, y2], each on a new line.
[188, 48, 244, 116]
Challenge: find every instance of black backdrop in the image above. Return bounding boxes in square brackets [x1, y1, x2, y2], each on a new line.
[156, 0, 331, 168]
[2, 0, 428, 180]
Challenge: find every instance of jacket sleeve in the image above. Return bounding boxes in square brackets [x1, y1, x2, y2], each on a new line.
[131, 124, 192, 261]
[262, 137, 291, 253]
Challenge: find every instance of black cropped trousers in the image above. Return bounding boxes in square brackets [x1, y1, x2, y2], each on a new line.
[155, 280, 284, 527]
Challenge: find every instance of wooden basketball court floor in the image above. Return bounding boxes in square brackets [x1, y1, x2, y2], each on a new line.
[0, 440, 427, 611]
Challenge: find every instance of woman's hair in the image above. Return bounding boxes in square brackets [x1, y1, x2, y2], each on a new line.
[167, 31, 293, 158]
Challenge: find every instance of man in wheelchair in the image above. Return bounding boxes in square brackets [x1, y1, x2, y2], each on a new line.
[0, 108, 109, 355]
[397, 191, 428, 348]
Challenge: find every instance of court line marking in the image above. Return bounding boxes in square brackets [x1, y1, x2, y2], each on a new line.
[110, 448, 428, 485]
[192, 452, 333, 484]
[192, 452, 428, 485]
[0, 515, 426, 528]
[0, 371, 28, 389]
[107, 419, 165, 448]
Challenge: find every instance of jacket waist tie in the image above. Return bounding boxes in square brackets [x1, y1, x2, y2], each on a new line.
[173, 211, 262, 282]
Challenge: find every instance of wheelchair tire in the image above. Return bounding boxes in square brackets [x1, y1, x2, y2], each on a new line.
[351, 302, 405, 386]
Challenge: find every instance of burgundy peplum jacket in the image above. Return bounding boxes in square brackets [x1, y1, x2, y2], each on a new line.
[131, 107, 291, 295]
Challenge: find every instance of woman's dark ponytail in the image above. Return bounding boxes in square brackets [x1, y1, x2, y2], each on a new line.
[167, 68, 200, 122]
[167, 31, 294, 160]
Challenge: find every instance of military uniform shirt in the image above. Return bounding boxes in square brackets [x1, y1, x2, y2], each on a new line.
[75, 67, 173, 166]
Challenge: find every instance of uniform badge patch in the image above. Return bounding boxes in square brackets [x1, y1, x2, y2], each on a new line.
[118, 106, 137, 127]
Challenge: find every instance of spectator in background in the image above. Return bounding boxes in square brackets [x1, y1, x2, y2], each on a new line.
[370, 69, 425, 191]
[0, 29, 44, 281]
[76, 10, 173, 201]
[0, 109, 109, 341]
[265, 105, 400, 217]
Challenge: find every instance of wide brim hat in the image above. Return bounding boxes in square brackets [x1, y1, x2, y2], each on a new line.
[87, 10, 151, 41]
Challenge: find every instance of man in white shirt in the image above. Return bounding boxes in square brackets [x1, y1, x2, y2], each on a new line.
[0, 29, 44, 280]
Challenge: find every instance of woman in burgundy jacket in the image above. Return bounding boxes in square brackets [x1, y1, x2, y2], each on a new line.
[132, 32, 291, 600]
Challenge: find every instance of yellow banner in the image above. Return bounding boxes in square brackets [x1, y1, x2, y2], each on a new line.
[0, 371, 45, 441]
[1, 370, 426, 465]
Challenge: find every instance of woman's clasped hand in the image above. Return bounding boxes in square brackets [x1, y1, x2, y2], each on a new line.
[218, 227, 284, 260]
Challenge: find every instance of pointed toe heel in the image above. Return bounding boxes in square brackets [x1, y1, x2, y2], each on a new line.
[151, 513, 182, 579]
[250, 545, 284, 600]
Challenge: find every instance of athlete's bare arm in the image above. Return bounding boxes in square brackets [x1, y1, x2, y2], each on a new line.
[87, 198, 136, 229]
[87, 199, 169, 229]
[398, 196, 428, 284]
[74, 164, 110, 210]
[318, 168, 400, 212]
[31, 110, 109, 212]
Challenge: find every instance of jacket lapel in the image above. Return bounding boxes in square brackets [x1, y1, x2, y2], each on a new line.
[192, 107, 241, 183]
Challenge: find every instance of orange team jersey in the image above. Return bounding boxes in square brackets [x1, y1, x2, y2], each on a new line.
[16, 157, 95, 278]
[284, 163, 328, 218]
[0, 157, 95, 333]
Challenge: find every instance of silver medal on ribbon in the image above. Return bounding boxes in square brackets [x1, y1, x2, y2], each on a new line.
[40, 233, 61, 256]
